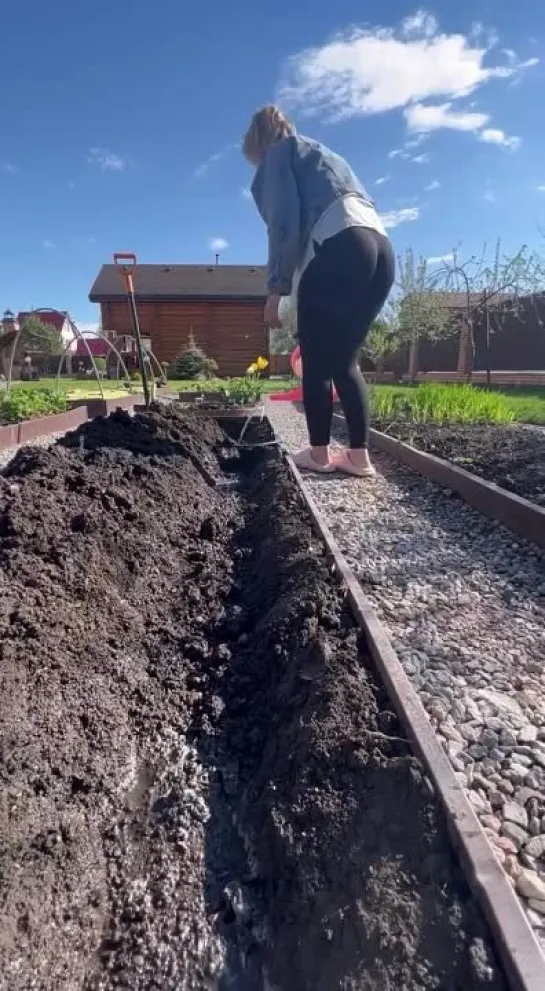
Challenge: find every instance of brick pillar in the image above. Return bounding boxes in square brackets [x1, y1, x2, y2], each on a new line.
[408, 334, 419, 381]
[457, 321, 472, 379]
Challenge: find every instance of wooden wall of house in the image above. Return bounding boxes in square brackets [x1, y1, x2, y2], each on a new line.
[100, 299, 268, 376]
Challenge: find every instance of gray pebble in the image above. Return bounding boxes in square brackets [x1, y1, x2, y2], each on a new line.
[501, 822, 529, 850]
[502, 802, 528, 830]
[525, 835, 545, 859]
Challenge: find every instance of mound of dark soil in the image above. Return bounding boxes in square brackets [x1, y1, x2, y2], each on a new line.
[0, 406, 237, 990]
[0, 405, 506, 990]
[373, 421, 545, 507]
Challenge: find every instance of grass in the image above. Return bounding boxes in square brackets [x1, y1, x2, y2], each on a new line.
[369, 383, 515, 425]
[175, 377, 296, 395]
[479, 385, 545, 425]
[369, 383, 545, 425]
[8, 379, 133, 400]
[6, 377, 545, 424]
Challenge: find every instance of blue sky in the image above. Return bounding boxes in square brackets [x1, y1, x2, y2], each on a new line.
[1, 0, 544, 330]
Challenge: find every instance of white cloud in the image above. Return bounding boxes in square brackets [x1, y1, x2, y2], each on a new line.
[375, 175, 391, 185]
[425, 179, 441, 191]
[401, 10, 438, 39]
[209, 237, 229, 252]
[479, 127, 521, 150]
[72, 235, 97, 247]
[381, 206, 420, 229]
[42, 240, 55, 250]
[484, 189, 496, 203]
[412, 152, 430, 163]
[194, 144, 236, 179]
[278, 12, 536, 121]
[427, 252, 454, 265]
[240, 185, 253, 200]
[88, 148, 126, 171]
[405, 101, 489, 133]
[3, 163, 19, 175]
[537, 185, 545, 192]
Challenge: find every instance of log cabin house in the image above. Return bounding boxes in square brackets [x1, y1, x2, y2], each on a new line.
[89, 263, 268, 376]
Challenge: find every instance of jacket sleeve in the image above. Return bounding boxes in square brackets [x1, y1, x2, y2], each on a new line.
[259, 140, 301, 296]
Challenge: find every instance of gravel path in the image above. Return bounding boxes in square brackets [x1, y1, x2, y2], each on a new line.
[0, 431, 67, 472]
[267, 399, 545, 949]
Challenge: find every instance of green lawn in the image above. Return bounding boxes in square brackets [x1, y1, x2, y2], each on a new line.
[481, 386, 545, 425]
[8, 378, 133, 399]
[6, 378, 545, 424]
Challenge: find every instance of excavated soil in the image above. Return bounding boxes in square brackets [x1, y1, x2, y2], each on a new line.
[0, 405, 506, 990]
[373, 421, 545, 507]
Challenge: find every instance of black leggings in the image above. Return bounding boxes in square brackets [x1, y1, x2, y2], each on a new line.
[297, 226, 395, 448]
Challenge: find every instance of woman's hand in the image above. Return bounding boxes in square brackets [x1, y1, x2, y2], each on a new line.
[264, 294, 282, 329]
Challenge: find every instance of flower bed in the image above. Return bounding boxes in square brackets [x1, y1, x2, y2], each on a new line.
[0, 406, 506, 990]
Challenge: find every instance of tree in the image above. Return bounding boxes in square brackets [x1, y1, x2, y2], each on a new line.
[19, 315, 63, 355]
[435, 241, 545, 383]
[389, 249, 456, 382]
[173, 330, 218, 379]
[361, 315, 398, 376]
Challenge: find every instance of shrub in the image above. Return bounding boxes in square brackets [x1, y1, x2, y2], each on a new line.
[129, 369, 142, 383]
[371, 383, 514, 425]
[173, 332, 218, 380]
[0, 388, 68, 424]
[93, 357, 107, 373]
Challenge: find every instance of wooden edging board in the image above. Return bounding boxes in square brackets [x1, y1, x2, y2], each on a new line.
[83, 395, 137, 419]
[368, 427, 545, 551]
[0, 406, 88, 451]
[283, 448, 545, 991]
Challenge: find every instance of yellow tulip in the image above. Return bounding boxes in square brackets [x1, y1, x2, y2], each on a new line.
[246, 362, 258, 375]
[256, 356, 269, 371]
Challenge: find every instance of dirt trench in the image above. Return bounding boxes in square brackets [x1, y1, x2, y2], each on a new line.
[0, 405, 506, 990]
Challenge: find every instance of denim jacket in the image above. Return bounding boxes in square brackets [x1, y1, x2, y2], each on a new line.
[251, 133, 374, 295]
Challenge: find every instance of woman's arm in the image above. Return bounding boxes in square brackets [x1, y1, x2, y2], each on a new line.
[256, 139, 301, 296]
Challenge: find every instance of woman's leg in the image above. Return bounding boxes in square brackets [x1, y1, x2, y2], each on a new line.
[332, 235, 395, 464]
[296, 227, 395, 469]
[297, 258, 336, 465]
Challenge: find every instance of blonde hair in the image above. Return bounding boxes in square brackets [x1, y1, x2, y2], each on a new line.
[242, 105, 295, 164]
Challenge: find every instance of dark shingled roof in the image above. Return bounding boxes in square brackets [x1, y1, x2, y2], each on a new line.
[89, 264, 268, 302]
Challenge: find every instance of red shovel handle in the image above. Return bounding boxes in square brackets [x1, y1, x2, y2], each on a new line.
[113, 252, 137, 276]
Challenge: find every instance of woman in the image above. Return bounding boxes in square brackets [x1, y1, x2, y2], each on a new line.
[243, 105, 395, 476]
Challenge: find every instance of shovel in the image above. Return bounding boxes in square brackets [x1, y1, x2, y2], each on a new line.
[113, 252, 152, 408]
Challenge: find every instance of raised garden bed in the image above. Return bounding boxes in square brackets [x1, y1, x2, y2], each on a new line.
[372, 422, 545, 508]
[0, 406, 88, 451]
[0, 405, 512, 990]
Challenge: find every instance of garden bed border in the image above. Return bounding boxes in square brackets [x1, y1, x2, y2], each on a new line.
[76, 395, 139, 419]
[368, 427, 545, 551]
[283, 447, 545, 991]
[0, 407, 88, 450]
